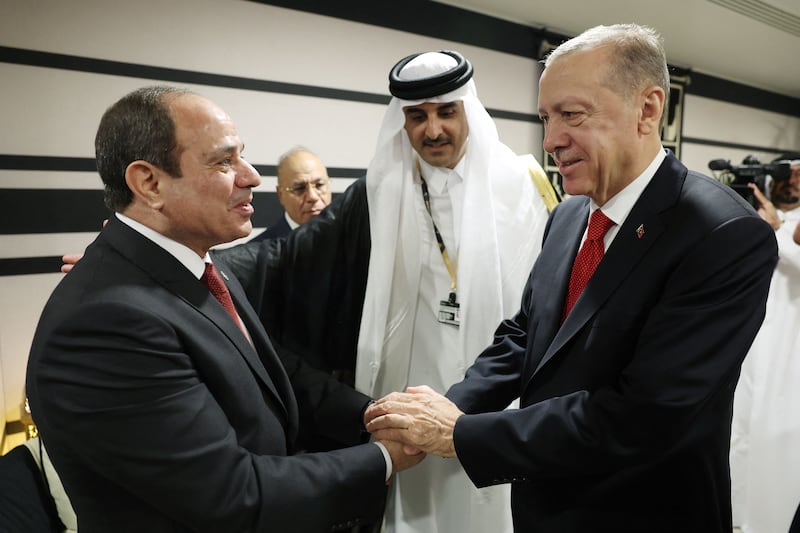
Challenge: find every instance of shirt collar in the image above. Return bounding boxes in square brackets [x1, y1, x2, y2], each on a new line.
[115, 212, 209, 279]
[284, 211, 300, 230]
[590, 147, 666, 226]
[417, 150, 466, 195]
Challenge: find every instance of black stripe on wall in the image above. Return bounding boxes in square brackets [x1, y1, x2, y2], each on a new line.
[0, 46, 535, 123]
[0, 256, 64, 277]
[1, 188, 339, 235]
[0, 154, 367, 179]
[687, 72, 800, 118]
[0, 155, 97, 172]
[682, 136, 794, 156]
[250, 0, 546, 59]
[0, 45, 389, 106]
[0, 192, 343, 276]
[2, 190, 109, 234]
[255, 0, 800, 118]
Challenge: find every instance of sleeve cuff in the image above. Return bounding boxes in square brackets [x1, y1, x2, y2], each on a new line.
[373, 441, 392, 482]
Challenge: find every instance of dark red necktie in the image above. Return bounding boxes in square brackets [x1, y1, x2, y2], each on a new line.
[201, 262, 247, 336]
[562, 209, 615, 320]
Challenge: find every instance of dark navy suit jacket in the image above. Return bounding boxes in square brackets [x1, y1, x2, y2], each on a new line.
[447, 153, 778, 532]
[251, 214, 292, 241]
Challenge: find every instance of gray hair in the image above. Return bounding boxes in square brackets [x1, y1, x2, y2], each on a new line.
[544, 24, 670, 105]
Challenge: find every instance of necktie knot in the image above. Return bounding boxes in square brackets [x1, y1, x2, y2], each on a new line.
[587, 209, 614, 242]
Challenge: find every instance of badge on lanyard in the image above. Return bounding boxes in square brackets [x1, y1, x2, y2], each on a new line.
[420, 165, 461, 327]
[438, 291, 460, 326]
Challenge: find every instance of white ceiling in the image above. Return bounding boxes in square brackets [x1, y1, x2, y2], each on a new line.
[436, 0, 800, 100]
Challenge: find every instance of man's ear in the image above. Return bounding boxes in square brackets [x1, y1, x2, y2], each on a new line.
[639, 85, 666, 136]
[125, 161, 164, 209]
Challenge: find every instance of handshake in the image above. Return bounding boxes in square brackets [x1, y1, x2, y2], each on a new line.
[364, 385, 465, 478]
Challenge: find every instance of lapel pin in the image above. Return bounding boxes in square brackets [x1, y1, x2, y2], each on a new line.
[636, 224, 645, 239]
[220, 270, 230, 281]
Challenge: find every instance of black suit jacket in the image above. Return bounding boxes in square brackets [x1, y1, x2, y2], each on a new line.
[251, 214, 292, 241]
[26, 216, 386, 533]
[223, 178, 371, 383]
[447, 154, 778, 532]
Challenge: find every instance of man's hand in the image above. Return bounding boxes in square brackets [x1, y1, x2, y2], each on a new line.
[366, 385, 464, 458]
[748, 183, 782, 230]
[61, 253, 84, 274]
[379, 439, 425, 482]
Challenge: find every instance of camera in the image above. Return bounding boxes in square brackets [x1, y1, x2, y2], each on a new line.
[708, 155, 791, 207]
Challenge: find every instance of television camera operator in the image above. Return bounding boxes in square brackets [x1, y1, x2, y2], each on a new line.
[748, 155, 800, 229]
[727, 152, 800, 533]
[708, 154, 794, 211]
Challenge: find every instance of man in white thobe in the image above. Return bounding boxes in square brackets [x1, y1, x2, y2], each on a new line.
[355, 51, 551, 533]
[731, 156, 800, 533]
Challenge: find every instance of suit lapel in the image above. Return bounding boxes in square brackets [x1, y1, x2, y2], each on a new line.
[220, 261, 298, 434]
[530, 154, 687, 379]
[102, 218, 293, 424]
[520, 198, 587, 382]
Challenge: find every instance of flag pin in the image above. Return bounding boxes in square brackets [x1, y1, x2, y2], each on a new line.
[636, 224, 645, 239]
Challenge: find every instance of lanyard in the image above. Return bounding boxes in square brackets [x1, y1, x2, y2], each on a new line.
[418, 167, 458, 303]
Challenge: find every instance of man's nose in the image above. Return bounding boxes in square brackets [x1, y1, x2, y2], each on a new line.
[237, 160, 261, 188]
[542, 121, 566, 155]
[424, 117, 444, 139]
[304, 183, 323, 201]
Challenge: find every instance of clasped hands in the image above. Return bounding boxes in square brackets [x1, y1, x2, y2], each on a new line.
[366, 385, 464, 471]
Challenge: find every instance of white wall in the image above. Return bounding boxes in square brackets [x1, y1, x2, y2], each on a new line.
[681, 94, 800, 176]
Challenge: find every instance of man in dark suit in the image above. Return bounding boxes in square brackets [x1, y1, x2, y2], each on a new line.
[250, 147, 331, 241]
[26, 86, 421, 533]
[366, 24, 778, 532]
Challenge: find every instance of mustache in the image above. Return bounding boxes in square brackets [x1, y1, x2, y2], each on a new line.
[552, 150, 570, 164]
[423, 135, 451, 147]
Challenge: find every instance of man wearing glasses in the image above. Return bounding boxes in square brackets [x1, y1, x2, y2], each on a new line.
[251, 147, 332, 241]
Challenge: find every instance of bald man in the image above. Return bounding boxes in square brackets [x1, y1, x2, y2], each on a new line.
[252, 147, 332, 240]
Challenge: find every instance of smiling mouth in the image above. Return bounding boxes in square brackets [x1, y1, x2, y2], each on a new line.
[234, 197, 253, 209]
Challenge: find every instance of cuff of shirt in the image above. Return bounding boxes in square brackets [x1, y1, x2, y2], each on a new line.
[373, 441, 392, 482]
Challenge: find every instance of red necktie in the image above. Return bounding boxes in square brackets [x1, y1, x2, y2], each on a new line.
[201, 262, 247, 336]
[562, 209, 615, 320]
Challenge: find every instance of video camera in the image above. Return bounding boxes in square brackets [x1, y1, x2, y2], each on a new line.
[708, 155, 792, 208]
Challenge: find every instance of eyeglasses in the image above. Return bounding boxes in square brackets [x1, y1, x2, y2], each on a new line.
[282, 180, 329, 197]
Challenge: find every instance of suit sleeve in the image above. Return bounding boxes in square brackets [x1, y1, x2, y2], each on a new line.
[451, 214, 777, 487]
[275, 339, 373, 447]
